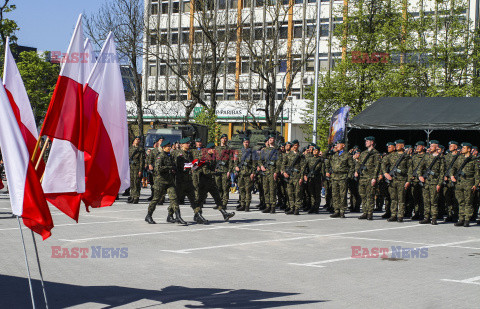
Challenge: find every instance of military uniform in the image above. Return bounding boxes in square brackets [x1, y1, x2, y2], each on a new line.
[192, 146, 205, 202]
[236, 146, 256, 211]
[129, 145, 145, 202]
[304, 154, 324, 213]
[277, 150, 288, 209]
[451, 152, 479, 226]
[214, 145, 233, 209]
[326, 149, 354, 217]
[383, 150, 411, 221]
[323, 150, 334, 212]
[259, 146, 281, 213]
[443, 152, 459, 221]
[283, 149, 306, 214]
[147, 147, 160, 199]
[409, 151, 426, 219]
[174, 148, 200, 214]
[418, 153, 444, 224]
[356, 148, 381, 219]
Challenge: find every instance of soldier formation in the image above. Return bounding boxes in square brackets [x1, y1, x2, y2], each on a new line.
[128, 134, 480, 227]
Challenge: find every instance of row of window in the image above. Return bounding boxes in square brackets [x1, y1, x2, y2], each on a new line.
[146, 89, 302, 102]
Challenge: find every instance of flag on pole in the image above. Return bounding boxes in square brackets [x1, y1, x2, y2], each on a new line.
[3, 37, 44, 174]
[328, 106, 351, 146]
[82, 33, 129, 208]
[0, 80, 53, 240]
[41, 15, 87, 221]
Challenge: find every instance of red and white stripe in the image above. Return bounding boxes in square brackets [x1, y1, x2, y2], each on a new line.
[82, 33, 129, 208]
[0, 80, 53, 240]
[41, 15, 87, 221]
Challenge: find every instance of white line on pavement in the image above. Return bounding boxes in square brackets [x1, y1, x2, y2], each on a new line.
[290, 257, 354, 268]
[441, 276, 480, 285]
[0, 219, 144, 232]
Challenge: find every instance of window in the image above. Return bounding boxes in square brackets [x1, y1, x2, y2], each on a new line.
[295, 0, 303, 3]
[169, 95, 177, 101]
[306, 60, 314, 72]
[149, 64, 157, 76]
[162, 3, 168, 13]
[242, 28, 250, 41]
[182, 32, 190, 44]
[183, 1, 190, 12]
[171, 33, 178, 44]
[151, 3, 159, 15]
[255, 0, 264, 7]
[160, 65, 167, 76]
[219, 0, 226, 9]
[228, 62, 236, 74]
[254, 28, 263, 40]
[279, 60, 287, 72]
[294, 26, 302, 38]
[241, 61, 250, 74]
[230, 0, 238, 8]
[150, 34, 157, 45]
[280, 27, 288, 39]
[172, 2, 180, 13]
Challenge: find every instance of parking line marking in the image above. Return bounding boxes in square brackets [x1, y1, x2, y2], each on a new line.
[0, 219, 143, 232]
[290, 257, 353, 268]
[441, 276, 480, 285]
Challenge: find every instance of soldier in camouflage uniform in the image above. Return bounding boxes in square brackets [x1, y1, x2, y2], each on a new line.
[326, 141, 354, 218]
[323, 145, 335, 213]
[378, 142, 395, 218]
[282, 140, 306, 215]
[236, 138, 256, 211]
[258, 135, 281, 213]
[409, 141, 426, 220]
[450, 142, 479, 227]
[145, 140, 186, 225]
[128, 136, 144, 204]
[416, 140, 444, 225]
[277, 143, 288, 209]
[443, 141, 459, 222]
[304, 146, 324, 214]
[355, 136, 381, 220]
[382, 139, 411, 222]
[147, 137, 163, 201]
[192, 138, 204, 202]
[214, 134, 233, 210]
[196, 143, 235, 221]
[255, 140, 268, 210]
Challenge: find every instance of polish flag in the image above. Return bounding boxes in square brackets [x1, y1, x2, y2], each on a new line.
[82, 33, 129, 208]
[0, 81, 53, 240]
[3, 37, 44, 175]
[41, 15, 87, 221]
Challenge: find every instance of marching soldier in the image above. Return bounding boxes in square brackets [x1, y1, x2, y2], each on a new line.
[326, 141, 354, 218]
[196, 143, 235, 221]
[450, 142, 479, 227]
[147, 136, 163, 201]
[236, 138, 256, 212]
[282, 140, 306, 215]
[192, 137, 204, 202]
[258, 135, 280, 214]
[304, 146, 324, 214]
[355, 136, 381, 220]
[214, 134, 233, 210]
[145, 140, 186, 225]
[417, 140, 444, 225]
[383, 139, 411, 222]
[128, 136, 144, 204]
[277, 143, 288, 210]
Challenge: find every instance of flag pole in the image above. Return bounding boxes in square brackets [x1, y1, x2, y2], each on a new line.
[17, 216, 36, 309]
[30, 137, 42, 163]
[35, 137, 50, 171]
[31, 230, 49, 309]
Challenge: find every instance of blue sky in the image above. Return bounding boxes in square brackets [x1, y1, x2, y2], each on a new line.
[10, 0, 105, 52]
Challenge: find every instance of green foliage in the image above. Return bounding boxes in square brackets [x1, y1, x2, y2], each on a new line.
[193, 107, 221, 144]
[303, 0, 480, 145]
[16, 51, 59, 123]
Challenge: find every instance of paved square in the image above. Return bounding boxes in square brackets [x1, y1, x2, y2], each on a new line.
[1, 188, 480, 308]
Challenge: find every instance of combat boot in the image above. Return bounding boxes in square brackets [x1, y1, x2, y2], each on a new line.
[270, 206, 275, 214]
[419, 216, 430, 224]
[340, 212, 346, 218]
[387, 216, 397, 222]
[381, 210, 391, 219]
[286, 209, 294, 215]
[127, 197, 133, 204]
[122, 188, 130, 196]
[308, 208, 319, 214]
[145, 213, 156, 224]
[431, 217, 438, 225]
[444, 216, 453, 222]
[133, 198, 139, 204]
[454, 220, 464, 227]
[166, 213, 175, 223]
[367, 213, 373, 220]
[262, 207, 271, 213]
[464, 220, 470, 227]
[220, 209, 235, 221]
[174, 210, 187, 225]
[358, 213, 368, 220]
[237, 204, 245, 211]
[330, 212, 340, 218]
[245, 203, 250, 212]
[194, 212, 209, 225]
[294, 208, 300, 215]
[397, 217, 403, 223]
[411, 213, 420, 220]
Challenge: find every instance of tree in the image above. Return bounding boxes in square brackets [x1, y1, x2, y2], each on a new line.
[85, 0, 145, 142]
[16, 51, 59, 124]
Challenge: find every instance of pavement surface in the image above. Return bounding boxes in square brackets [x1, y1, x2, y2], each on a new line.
[0, 187, 480, 308]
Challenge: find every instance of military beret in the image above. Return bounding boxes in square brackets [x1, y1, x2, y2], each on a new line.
[405, 145, 412, 149]
[364, 136, 375, 141]
[395, 139, 405, 145]
[309, 143, 316, 147]
[461, 142, 472, 148]
[195, 138, 202, 142]
[243, 137, 250, 142]
[206, 142, 216, 148]
[448, 141, 459, 146]
[439, 145, 445, 149]
[135, 136, 141, 139]
[386, 142, 395, 147]
[286, 142, 292, 145]
[415, 141, 425, 146]
[429, 140, 439, 145]
[220, 134, 228, 139]
[473, 146, 478, 151]
[280, 143, 286, 147]
[292, 139, 299, 145]
[315, 146, 320, 150]
[337, 140, 345, 144]
[269, 134, 276, 139]
[179, 137, 191, 144]
[160, 140, 171, 147]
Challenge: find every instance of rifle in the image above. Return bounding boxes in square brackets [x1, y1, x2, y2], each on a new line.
[452, 155, 472, 186]
[353, 151, 373, 182]
[262, 148, 278, 172]
[442, 154, 459, 186]
[385, 152, 407, 184]
[238, 148, 252, 169]
[285, 152, 303, 182]
[411, 154, 426, 180]
[419, 155, 440, 187]
[307, 156, 324, 180]
[129, 147, 141, 164]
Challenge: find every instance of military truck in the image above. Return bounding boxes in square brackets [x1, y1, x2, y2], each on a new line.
[145, 123, 208, 149]
[228, 129, 284, 150]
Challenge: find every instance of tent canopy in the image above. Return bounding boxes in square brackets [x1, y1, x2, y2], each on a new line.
[348, 97, 480, 130]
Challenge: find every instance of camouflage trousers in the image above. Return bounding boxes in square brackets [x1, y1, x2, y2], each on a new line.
[238, 173, 253, 207]
[306, 179, 322, 210]
[262, 172, 277, 209]
[358, 178, 375, 215]
[286, 177, 303, 210]
[176, 175, 199, 213]
[331, 179, 348, 214]
[423, 184, 439, 218]
[130, 166, 142, 199]
[388, 180, 406, 218]
[197, 174, 223, 210]
[214, 173, 231, 207]
[443, 184, 458, 217]
[148, 181, 178, 215]
[411, 182, 424, 215]
[455, 180, 475, 221]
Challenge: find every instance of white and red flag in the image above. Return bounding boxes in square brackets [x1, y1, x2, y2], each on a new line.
[82, 33, 129, 208]
[40, 15, 87, 221]
[0, 80, 53, 240]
